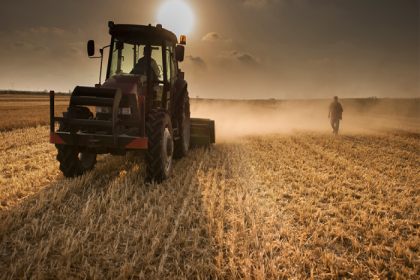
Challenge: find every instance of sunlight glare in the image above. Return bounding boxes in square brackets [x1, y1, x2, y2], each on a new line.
[158, 0, 194, 37]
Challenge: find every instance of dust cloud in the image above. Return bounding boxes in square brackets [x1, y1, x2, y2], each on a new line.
[190, 99, 420, 141]
[191, 100, 326, 141]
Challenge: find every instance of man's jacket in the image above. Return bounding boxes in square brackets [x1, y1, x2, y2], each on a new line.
[329, 101, 343, 119]
[131, 57, 159, 80]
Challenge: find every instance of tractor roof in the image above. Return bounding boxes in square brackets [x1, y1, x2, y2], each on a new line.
[109, 24, 178, 44]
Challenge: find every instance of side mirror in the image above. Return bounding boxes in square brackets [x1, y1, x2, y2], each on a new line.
[175, 45, 185, 62]
[87, 40, 95, 57]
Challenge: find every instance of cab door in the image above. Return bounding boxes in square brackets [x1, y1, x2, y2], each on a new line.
[165, 41, 178, 111]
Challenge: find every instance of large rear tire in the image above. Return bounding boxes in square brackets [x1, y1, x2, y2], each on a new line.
[55, 110, 97, 178]
[173, 90, 190, 158]
[145, 109, 174, 182]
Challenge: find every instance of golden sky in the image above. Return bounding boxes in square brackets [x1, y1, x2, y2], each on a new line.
[0, 0, 418, 99]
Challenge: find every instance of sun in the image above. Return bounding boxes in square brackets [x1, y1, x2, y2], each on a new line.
[158, 0, 194, 37]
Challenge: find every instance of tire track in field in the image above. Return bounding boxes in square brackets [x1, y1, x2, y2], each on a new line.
[284, 133, 419, 237]
[157, 156, 205, 275]
[0, 143, 217, 279]
[288, 133, 419, 215]
[0, 126, 62, 210]
[197, 144, 228, 275]
[199, 140, 309, 278]
[243, 135, 348, 278]
[310, 132, 419, 169]
[293, 133, 419, 188]
[244, 134, 419, 279]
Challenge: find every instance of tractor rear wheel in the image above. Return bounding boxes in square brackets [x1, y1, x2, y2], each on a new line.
[173, 90, 190, 158]
[145, 109, 174, 182]
[55, 111, 97, 178]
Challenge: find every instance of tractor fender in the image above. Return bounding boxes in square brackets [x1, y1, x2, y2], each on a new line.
[173, 78, 188, 110]
[175, 78, 187, 92]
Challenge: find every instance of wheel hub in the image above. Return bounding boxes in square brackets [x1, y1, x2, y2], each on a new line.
[166, 134, 173, 157]
[162, 127, 173, 173]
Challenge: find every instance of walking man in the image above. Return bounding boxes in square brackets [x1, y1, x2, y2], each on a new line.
[328, 96, 343, 134]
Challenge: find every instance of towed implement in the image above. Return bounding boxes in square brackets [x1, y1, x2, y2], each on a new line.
[50, 22, 215, 182]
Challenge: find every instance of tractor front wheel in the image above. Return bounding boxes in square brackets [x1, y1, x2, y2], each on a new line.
[145, 109, 174, 182]
[56, 145, 97, 177]
[55, 111, 97, 177]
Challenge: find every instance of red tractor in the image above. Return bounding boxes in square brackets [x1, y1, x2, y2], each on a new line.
[50, 22, 215, 182]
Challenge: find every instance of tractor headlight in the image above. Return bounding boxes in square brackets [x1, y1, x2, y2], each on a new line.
[119, 107, 131, 115]
[95, 107, 131, 115]
[95, 106, 111, 114]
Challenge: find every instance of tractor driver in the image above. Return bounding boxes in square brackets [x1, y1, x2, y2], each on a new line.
[131, 46, 160, 80]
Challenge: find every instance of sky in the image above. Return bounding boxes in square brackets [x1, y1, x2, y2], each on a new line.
[0, 0, 418, 99]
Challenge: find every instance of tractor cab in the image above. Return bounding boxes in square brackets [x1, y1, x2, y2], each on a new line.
[88, 22, 185, 114]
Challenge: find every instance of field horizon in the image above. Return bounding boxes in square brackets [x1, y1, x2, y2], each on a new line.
[1, 91, 418, 132]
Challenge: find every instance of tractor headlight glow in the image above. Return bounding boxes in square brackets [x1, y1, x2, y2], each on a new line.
[95, 106, 110, 114]
[119, 107, 131, 115]
[95, 107, 131, 115]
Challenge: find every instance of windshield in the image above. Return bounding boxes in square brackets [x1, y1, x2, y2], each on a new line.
[109, 37, 163, 80]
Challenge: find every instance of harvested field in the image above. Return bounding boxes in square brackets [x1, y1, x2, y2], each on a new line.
[0, 97, 419, 279]
[0, 94, 70, 131]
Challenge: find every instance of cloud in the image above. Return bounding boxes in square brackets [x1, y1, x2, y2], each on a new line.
[69, 46, 82, 55]
[13, 27, 65, 36]
[202, 32, 232, 43]
[13, 42, 48, 52]
[29, 27, 65, 35]
[219, 50, 259, 64]
[243, 0, 269, 7]
[50, 27, 65, 35]
[13, 41, 32, 48]
[29, 27, 49, 34]
[34, 46, 48, 52]
[186, 55, 206, 69]
[308, 57, 341, 65]
[237, 53, 256, 63]
[13, 30, 28, 36]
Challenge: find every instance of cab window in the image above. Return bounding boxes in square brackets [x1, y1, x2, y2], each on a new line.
[166, 41, 178, 87]
[109, 38, 163, 80]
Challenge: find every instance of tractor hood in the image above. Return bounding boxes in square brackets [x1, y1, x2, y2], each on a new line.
[102, 74, 143, 97]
